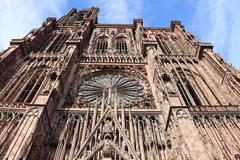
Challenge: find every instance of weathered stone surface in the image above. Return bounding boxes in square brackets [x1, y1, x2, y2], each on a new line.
[0, 7, 239, 160]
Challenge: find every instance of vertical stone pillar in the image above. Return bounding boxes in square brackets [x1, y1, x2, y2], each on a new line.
[172, 108, 210, 159]
[146, 46, 163, 111]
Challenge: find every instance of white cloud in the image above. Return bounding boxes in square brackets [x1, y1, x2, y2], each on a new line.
[90, 0, 143, 24]
[0, 0, 66, 50]
[0, 0, 142, 50]
[192, 0, 240, 69]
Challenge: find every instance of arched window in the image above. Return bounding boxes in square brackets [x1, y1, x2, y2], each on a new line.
[116, 41, 128, 54]
[173, 68, 202, 106]
[156, 36, 172, 55]
[96, 40, 108, 54]
[176, 79, 191, 105]
[16, 69, 45, 103]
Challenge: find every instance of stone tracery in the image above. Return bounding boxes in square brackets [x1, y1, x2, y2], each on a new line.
[77, 74, 145, 106]
[0, 6, 239, 160]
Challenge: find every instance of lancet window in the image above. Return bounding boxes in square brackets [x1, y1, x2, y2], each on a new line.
[39, 32, 70, 53]
[156, 36, 172, 55]
[96, 40, 108, 54]
[16, 69, 45, 103]
[157, 34, 187, 55]
[116, 41, 128, 54]
[173, 68, 202, 106]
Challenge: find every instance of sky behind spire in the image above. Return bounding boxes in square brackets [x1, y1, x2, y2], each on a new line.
[0, 0, 239, 68]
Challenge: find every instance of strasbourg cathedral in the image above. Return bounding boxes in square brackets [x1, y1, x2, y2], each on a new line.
[0, 7, 240, 160]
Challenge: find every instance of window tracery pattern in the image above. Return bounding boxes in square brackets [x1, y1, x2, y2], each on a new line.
[46, 111, 169, 160]
[116, 41, 128, 54]
[81, 27, 143, 63]
[0, 68, 46, 103]
[156, 32, 196, 56]
[192, 113, 240, 159]
[65, 65, 154, 109]
[172, 68, 202, 106]
[77, 74, 145, 106]
[96, 40, 108, 54]
[0, 110, 25, 159]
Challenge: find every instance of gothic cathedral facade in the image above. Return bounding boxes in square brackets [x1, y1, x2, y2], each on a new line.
[0, 7, 240, 160]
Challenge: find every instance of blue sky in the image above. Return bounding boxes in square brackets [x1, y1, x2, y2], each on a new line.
[0, 0, 239, 69]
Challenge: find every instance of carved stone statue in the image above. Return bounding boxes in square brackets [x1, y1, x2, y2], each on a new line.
[103, 118, 114, 134]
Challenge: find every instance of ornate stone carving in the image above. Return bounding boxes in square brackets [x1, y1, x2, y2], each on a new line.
[175, 108, 189, 119]
[1, 6, 240, 160]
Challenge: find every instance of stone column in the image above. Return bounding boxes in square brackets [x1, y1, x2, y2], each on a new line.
[172, 108, 210, 159]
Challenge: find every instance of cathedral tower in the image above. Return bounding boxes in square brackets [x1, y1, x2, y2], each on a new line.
[0, 7, 240, 160]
